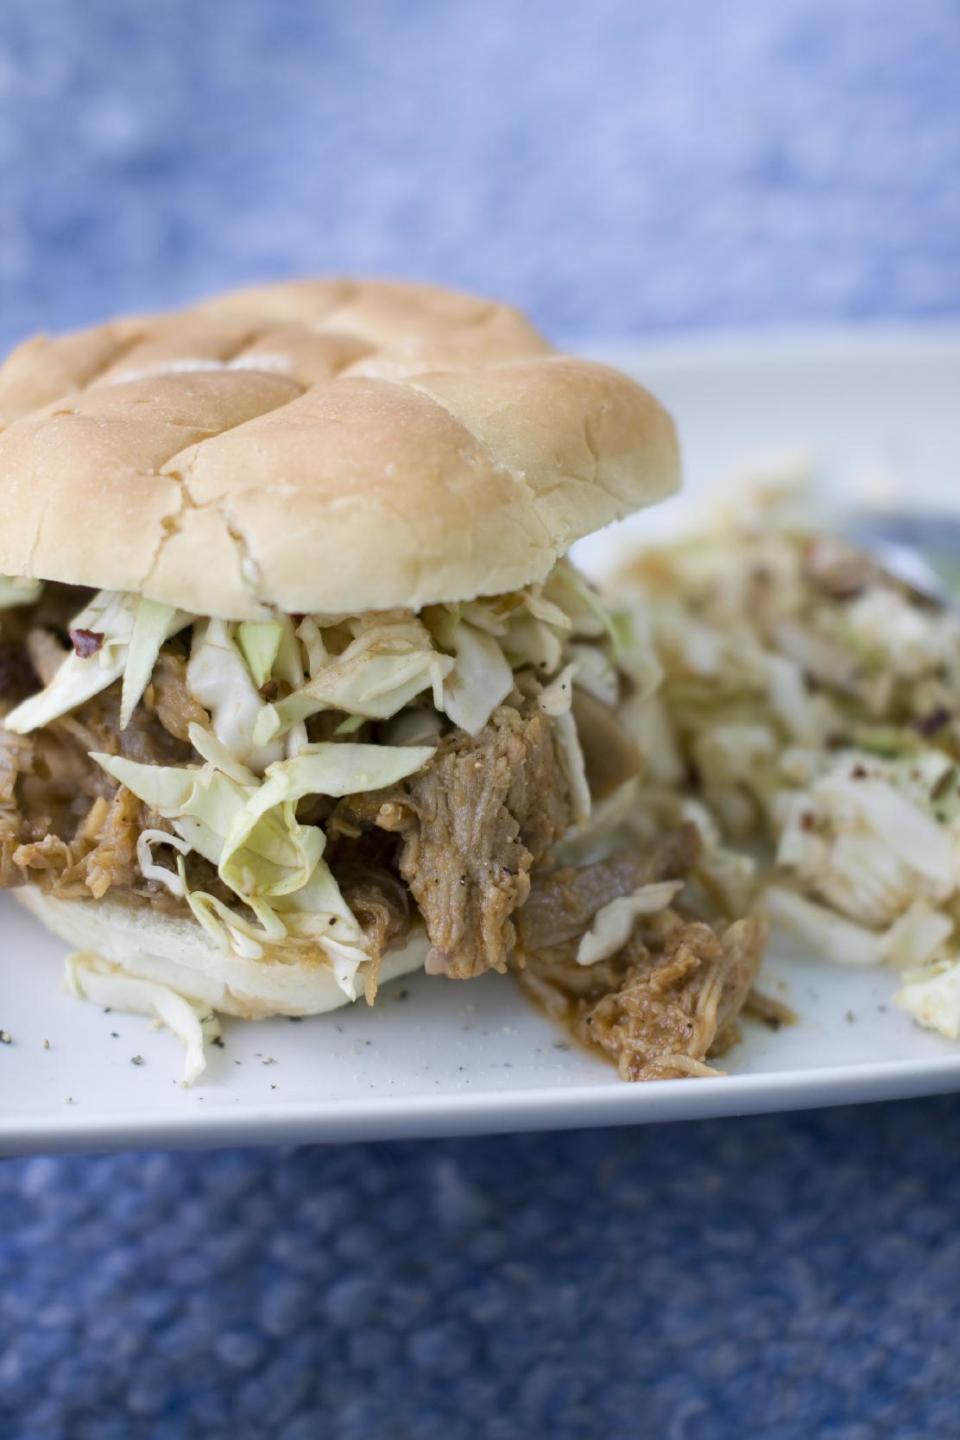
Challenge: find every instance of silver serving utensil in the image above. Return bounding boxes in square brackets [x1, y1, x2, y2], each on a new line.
[838, 509, 960, 609]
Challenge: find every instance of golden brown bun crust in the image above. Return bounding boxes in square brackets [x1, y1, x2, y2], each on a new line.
[0, 279, 680, 618]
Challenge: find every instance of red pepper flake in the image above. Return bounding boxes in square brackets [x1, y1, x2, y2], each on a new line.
[800, 812, 817, 831]
[70, 628, 105, 659]
[850, 764, 868, 780]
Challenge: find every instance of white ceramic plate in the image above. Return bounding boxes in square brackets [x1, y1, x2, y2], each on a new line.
[3, 328, 960, 1156]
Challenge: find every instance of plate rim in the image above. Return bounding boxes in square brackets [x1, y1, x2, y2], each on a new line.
[6, 1049, 960, 1155]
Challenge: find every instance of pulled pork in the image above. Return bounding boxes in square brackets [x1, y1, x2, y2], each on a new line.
[516, 824, 766, 1077]
[515, 825, 700, 958]
[520, 909, 767, 1080]
[333, 826, 412, 1003]
[143, 651, 209, 742]
[571, 689, 642, 801]
[0, 646, 200, 905]
[329, 700, 572, 980]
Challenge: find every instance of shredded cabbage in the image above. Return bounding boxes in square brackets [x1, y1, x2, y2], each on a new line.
[262, 615, 452, 743]
[237, 619, 284, 689]
[568, 641, 619, 707]
[577, 880, 684, 966]
[136, 828, 191, 897]
[538, 664, 591, 826]
[503, 613, 565, 674]
[5, 590, 190, 735]
[881, 902, 955, 970]
[440, 621, 514, 735]
[219, 742, 435, 900]
[620, 489, 960, 1041]
[897, 960, 960, 1039]
[121, 597, 181, 728]
[543, 561, 617, 642]
[65, 950, 219, 1085]
[187, 618, 282, 771]
[762, 886, 885, 967]
[91, 738, 434, 995]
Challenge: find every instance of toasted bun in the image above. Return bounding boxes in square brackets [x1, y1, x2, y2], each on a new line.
[0, 278, 680, 618]
[14, 886, 427, 1019]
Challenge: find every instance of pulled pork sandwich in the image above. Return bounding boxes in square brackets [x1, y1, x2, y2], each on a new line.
[0, 278, 765, 1080]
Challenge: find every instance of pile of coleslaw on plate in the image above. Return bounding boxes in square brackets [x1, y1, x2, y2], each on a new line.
[615, 475, 960, 1042]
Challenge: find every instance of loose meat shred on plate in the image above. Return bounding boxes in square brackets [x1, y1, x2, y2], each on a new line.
[520, 905, 767, 1080]
[515, 824, 766, 1078]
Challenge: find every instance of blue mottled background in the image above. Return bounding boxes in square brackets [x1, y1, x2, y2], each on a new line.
[2, 2, 960, 1436]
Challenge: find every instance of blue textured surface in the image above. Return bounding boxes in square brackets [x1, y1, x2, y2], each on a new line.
[3, 1107, 960, 1439]
[2, 2, 960, 1436]
[2, 0, 960, 347]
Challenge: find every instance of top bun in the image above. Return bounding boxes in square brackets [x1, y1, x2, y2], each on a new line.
[0, 279, 680, 619]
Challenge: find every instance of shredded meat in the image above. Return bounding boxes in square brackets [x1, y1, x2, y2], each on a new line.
[342, 868, 411, 1003]
[521, 903, 767, 1080]
[333, 703, 572, 980]
[13, 785, 145, 899]
[0, 728, 32, 885]
[571, 689, 643, 800]
[583, 913, 767, 1078]
[0, 639, 38, 705]
[0, 645, 200, 900]
[515, 825, 765, 1078]
[48, 683, 195, 768]
[515, 824, 701, 959]
[144, 651, 209, 742]
[325, 818, 412, 1001]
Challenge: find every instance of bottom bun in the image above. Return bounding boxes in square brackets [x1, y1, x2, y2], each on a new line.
[14, 887, 428, 1020]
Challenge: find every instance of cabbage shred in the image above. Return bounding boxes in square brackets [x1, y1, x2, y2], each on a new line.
[618, 486, 960, 1042]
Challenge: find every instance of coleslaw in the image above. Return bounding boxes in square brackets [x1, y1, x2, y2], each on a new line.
[617, 479, 960, 1042]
